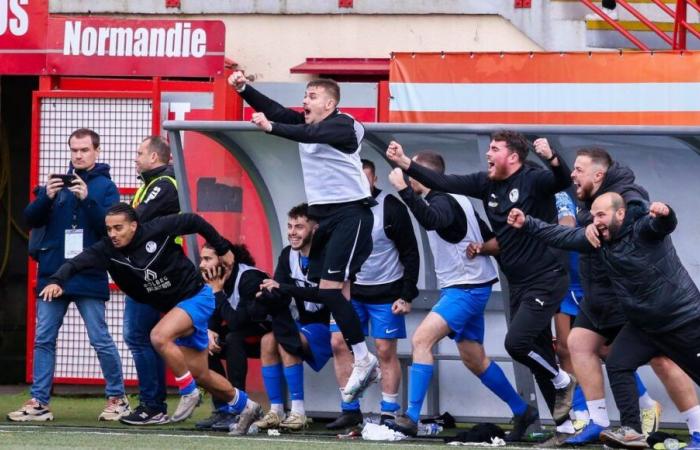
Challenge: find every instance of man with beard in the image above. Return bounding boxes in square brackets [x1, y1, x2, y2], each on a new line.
[383, 149, 535, 439]
[254, 203, 332, 431]
[508, 193, 700, 449]
[563, 148, 699, 445]
[38, 204, 263, 435]
[230, 72, 378, 401]
[196, 242, 273, 432]
[386, 133, 577, 439]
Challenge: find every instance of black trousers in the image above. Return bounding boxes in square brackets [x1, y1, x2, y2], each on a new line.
[606, 320, 700, 432]
[504, 270, 569, 412]
[209, 323, 269, 390]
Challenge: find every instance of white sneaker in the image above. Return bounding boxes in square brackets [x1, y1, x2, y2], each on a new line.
[170, 390, 202, 423]
[341, 353, 381, 403]
[7, 398, 54, 422]
[98, 395, 131, 421]
[229, 400, 263, 436]
[586, 7, 618, 21]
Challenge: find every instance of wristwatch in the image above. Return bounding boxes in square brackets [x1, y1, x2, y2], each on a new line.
[547, 153, 558, 162]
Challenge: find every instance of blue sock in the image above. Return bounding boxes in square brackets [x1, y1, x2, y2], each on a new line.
[407, 362, 434, 423]
[380, 400, 401, 414]
[229, 389, 249, 414]
[341, 399, 360, 412]
[478, 361, 528, 416]
[634, 372, 647, 396]
[262, 363, 285, 406]
[283, 363, 304, 401]
[572, 385, 588, 413]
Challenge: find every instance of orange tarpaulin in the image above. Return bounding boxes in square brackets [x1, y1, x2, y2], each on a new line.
[388, 52, 700, 126]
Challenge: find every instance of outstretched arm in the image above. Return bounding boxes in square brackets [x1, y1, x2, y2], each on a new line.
[44, 241, 110, 300]
[508, 208, 595, 253]
[638, 202, 677, 241]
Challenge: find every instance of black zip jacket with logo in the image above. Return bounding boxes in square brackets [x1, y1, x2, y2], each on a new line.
[134, 165, 180, 222]
[48, 213, 229, 312]
[406, 160, 571, 285]
[575, 163, 649, 329]
[523, 202, 700, 333]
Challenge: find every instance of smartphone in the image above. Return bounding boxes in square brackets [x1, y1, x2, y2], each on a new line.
[50, 174, 76, 184]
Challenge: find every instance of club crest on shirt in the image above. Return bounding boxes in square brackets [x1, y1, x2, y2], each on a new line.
[144, 268, 158, 281]
[509, 189, 519, 203]
[145, 241, 157, 253]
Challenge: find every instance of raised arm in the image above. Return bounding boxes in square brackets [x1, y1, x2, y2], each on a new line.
[507, 208, 595, 253]
[637, 202, 677, 241]
[237, 83, 305, 125]
[152, 213, 229, 256]
[531, 140, 572, 195]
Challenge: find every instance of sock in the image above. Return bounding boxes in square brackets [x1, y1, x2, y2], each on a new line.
[283, 363, 304, 402]
[228, 388, 249, 414]
[478, 361, 528, 416]
[270, 403, 284, 415]
[175, 371, 197, 395]
[351, 342, 369, 361]
[635, 373, 656, 409]
[381, 392, 401, 414]
[682, 406, 700, 434]
[557, 419, 576, 434]
[340, 389, 360, 412]
[551, 369, 571, 390]
[291, 400, 305, 415]
[213, 398, 227, 411]
[406, 363, 434, 423]
[587, 398, 610, 427]
[262, 364, 285, 408]
[572, 385, 589, 420]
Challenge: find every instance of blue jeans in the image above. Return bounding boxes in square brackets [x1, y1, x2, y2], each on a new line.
[123, 297, 167, 412]
[31, 296, 125, 405]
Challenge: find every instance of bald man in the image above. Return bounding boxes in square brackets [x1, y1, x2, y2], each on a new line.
[508, 192, 700, 449]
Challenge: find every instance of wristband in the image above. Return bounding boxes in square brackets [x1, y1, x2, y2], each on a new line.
[547, 153, 557, 162]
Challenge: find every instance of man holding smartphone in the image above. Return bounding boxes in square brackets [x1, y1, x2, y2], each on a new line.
[9, 128, 128, 423]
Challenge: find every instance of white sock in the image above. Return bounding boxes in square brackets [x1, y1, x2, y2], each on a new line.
[574, 409, 591, 422]
[557, 420, 576, 434]
[587, 398, 610, 427]
[270, 403, 284, 415]
[639, 392, 656, 409]
[382, 392, 399, 404]
[227, 389, 239, 406]
[291, 400, 305, 415]
[351, 342, 369, 361]
[552, 370, 572, 389]
[682, 405, 700, 434]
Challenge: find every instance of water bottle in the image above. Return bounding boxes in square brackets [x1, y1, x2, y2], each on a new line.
[664, 438, 680, 450]
[417, 423, 443, 436]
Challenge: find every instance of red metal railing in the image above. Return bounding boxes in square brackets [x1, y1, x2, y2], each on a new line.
[581, 0, 700, 50]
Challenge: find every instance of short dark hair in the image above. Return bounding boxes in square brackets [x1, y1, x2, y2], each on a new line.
[576, 147, 612, 170]
[491, 130, 529, 162]
[203, 240, 256, 267]
[106, 203, 139, 223]
[287, 203, 310, 220]
[68, 128, 100, 149]
[143, 136, 171, 164]
[414, 151, 446, 174]
[307, 79, 340, 104]
[361, 159, 375, 175]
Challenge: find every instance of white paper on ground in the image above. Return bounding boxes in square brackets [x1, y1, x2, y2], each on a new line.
[361, 423, 408, 441]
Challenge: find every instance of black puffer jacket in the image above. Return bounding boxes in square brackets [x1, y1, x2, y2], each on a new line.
[525, 202, 700, 333]
[575, 163, 649, 329]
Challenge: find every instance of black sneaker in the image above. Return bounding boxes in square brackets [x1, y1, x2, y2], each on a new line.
[325, 410, 363, 430]
[553, 373, 577, 425]
[119, 404, 169, 425]
[211, 413, 239, 432]
[505, 405, 539, 442]
[384, 414, 418, 437]
[195, 410, 233, 430]
[380, 412, 397, 425]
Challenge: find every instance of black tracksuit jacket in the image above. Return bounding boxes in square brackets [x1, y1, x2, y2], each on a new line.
[48, 213, 229, 312]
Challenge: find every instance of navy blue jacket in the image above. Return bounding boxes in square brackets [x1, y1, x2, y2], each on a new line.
[24, 163, 119, 300]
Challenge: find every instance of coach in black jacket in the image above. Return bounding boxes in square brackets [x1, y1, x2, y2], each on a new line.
[509, 193, 700, 439]
[40, 203, 263, 433]
[387, 133, 576, 425]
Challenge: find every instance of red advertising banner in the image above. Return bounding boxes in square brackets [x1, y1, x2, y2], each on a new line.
[46, 17, 225, 77]
[0, 0, 49, 74]
[389, 52, 700, 126]
[0, 0, 225, 77]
